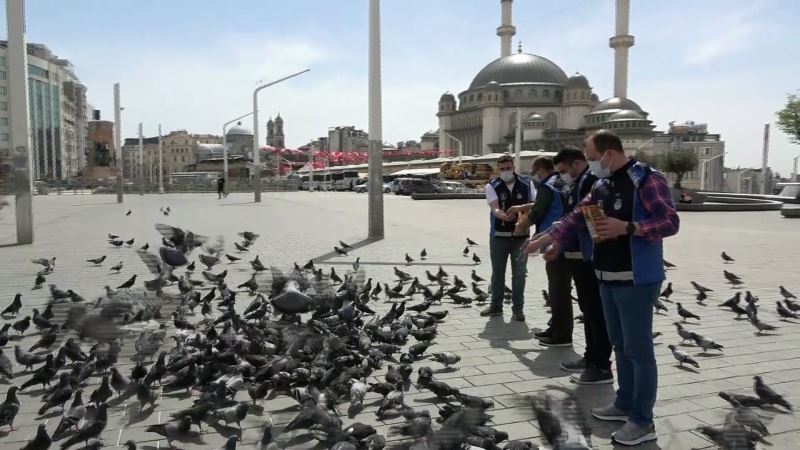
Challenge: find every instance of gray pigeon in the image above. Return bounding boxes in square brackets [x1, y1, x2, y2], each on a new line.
[667, 344, 699, 368]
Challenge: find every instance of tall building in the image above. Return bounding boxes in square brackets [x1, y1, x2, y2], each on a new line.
[328, 126, 369, 152]
[122, 130, 222, 180]
[650, 121, 726, 191]
[121, 137, 158, 180]
[0, 41, 89, 181]
[266, 114, 285, 148]
[437, 0, 655, 155]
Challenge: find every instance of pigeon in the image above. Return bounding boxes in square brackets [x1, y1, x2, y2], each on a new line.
[12, 316, 31, 335]
[718, 292, 741, 308]
[784, 299, 800, 312]
[776, 301, 798, 320]
[697, 424, 767, 450]
[695, 291, 707, 303]
[463, 246, 470, 256]
[719, 391, 767, 409]
[225, 253, 241, 263]
[420, 248, 427, 260]
[250, 255, 267, 272]
[691, 333, 723, 352]
[673, 322, 695, 343]
[334, 246, 349, 256]
[110, 261, 123, 273]
[663, 259, 676, 269]
[59, 402, 108, 449]
[86, 256, 106, 266]
[405, 253, 414, 266]
[749, 316, 778, 335]
[146, 415, 193, 446]
[721, 251, 734, 263]
[234, 242, 249, 252]
[753, 375, 792, 410]
[724, 397, 769, 436]
[676, 302, 700, 321]
[659, 282, 673, 301]
[779, 285, 796, 300]
[1, 293, 22, 316]
[653, 299, 668, 314]
[53, 389, 86, 440]
[125, 238, 135, 246]
[667, 345, 699, 368]
[109, 240, 124, 247]
[472, 253, 481, 265]
[217, 402, 248, 428]
[116, 274, 137, 290]
[33, 273, 46, 289]
[0, 386, 20, 431]
[0, 348, 12, 379]
[466, 237, 478, 246]
[126, 210, 132, 216]
[339, 240, 352, 249]
[690, 281, 713, 294]
[199, 254, 220, 270]
[140, 242, 150, 251]
[21, 423, 51, 450]
[431, 352, 461, 367]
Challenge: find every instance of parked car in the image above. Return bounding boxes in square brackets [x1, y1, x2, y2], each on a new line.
[437, 181, 473, 193]
[395, 177, 439, 196]
[355, 181, 393, 193]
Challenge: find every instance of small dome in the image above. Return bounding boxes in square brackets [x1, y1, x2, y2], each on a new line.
[525, 112, 547, 122]
[439, 92, 456, 102]
[607, 109, 645, 121]
[591, 96, 643, 113]
[565, 72, 590, 90]
[486, 80, 501, 90]
[590, 93, 599, 102]
[226, 122, 253, 136]
[470, 53, 568, 90]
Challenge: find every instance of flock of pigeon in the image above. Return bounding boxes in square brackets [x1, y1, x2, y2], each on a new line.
[0, 208, 586, 450]
[655, 253, 796, 448]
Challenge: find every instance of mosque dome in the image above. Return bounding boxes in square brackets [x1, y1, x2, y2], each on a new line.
[591, 96, 643, 114]
[226, 122, 253, 136]
[565, 73, 590, 90]
[469, 53, 568, 90]
[607, 109, 645, 121]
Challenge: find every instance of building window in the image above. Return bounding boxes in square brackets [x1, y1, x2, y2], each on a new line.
[1, 133, 8, 141]
[543, 89, 550, 98]
[529, 89, 537, 98]
[0, 71, 5, 80]
[0, 118, 6, 126]
[503, 90, 509, 99]
[469, 94, 474, 102]
[514, 89, 522, 98]
[0, 56, 5, 66]
[0, 87, 5, 96]
[581, 91, 586, 99]
[477, 93, 482, 100]
[0, 101, 6, 111]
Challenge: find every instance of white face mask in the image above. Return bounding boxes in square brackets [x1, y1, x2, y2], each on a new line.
[588, 152, 611, 178]
[559, 172, 573, 184]
[499, 170, 515, 183]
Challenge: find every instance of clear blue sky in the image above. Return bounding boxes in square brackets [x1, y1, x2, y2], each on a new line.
[3, 0, 799, 174]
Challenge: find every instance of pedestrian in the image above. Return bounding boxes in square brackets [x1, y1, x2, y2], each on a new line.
[481, 154, 533, 321]
[525, 130, 679, 446]
[552, 147, 613, 384]
[509, 156, 569, 341]
[217, 174, 226, 199]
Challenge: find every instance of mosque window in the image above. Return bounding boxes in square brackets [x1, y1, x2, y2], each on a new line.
[469, 94, 474, 102]
[477, 93, 482, 100]
[543, 89, 550, 98]
[503, 90, 509, 98]
[581, 91, 586, 99]
[529, 89, 537, 98]
[514, 89, 522, 98]
[555, 90, 562, 100]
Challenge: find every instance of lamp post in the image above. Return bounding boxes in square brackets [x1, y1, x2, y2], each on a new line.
[514, 107, 522, 168]
[138, 122, 144, 195]
[252, 69, 310, 202]
[7, 0, 33, 244]
[443, 131, 463, 164]
[700, 151, 726, 191]
[223, 112, 254, 195]
[367, 0, 384, 240]
[792, 155, 799, 182]
[114, 83, 123, 203]
[158, 124, 164, 193]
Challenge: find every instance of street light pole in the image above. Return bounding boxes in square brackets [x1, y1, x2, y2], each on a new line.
[223, 112, 254, 195]
[252, 69, 310, 203]
[158, 124, 164, 193]
[114, 83, 123, 203]
[7, 0, 33, 244]
[138, 122, 144, 195]
[514, 107, 522, 168]
[367, 0, 384, 240]
[793, 155, 799, 182]
[443, 131, 463, 164]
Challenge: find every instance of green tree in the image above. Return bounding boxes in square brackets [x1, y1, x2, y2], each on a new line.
[776, 92, 800, 144]
[663, 148, 698, 188]
[635, 151, 662, 169]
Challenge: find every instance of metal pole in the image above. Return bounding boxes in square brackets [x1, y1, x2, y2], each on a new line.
[309, 142, 315, 191]
[114, 83, 123, 203]
[158, 124, 164, 193]
[7, 0, 33, 244]
[443, 131, 462, 164]
[760, 123, 769, 195]
[792, 155, 799, 182]
[514, 107, 522, 168]
[251, 69, 310, 202]
[138, 122, 144, 195]
[367, 0, 384, 240]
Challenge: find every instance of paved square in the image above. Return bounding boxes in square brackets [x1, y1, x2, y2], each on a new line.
[0, 192, 797, 449]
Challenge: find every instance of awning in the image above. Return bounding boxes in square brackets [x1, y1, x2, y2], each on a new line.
[391, 168, 441, 176]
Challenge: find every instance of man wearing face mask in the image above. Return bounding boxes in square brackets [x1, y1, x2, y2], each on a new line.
[508, 157, 570, 345]
[525, 130, 679, 446]
[482, 154, 534, 321]
[553, 147, 613, 385]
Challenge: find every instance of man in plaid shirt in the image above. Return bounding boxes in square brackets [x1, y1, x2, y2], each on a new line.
[525, 130, 679, 446]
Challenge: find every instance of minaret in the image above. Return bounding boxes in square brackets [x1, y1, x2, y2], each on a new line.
[609, 0, 634, 98]
[497, 0, 516, 57]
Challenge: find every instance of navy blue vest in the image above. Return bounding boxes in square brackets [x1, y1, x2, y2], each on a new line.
[564, 167, 597, 261]
[534, 173, 566, 235]
[590, 160, 666, 285]
[489, 174, 533, 238]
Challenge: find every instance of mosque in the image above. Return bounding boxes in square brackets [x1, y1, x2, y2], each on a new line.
[437, 0, 656, 156]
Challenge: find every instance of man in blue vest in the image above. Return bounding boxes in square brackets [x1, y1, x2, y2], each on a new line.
[553, 147, 613, 385]
[525, 130, 679, 446]
[482, 154, 533, 321]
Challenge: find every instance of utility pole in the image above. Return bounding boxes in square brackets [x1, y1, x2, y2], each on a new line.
[114, 83, 123, 203]
[7, 0, 33, 244]
[367, 0, 385, 240]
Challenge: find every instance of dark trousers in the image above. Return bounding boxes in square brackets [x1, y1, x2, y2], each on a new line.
[489, 236, 528, 311]
[545, 256, 573, 341]
[569, 259, 612, 369]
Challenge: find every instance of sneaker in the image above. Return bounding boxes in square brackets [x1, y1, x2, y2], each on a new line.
[591, 403, 629, 422]
[572, 367, 614, 385]
[612, 420, 657, 446]
[538, 336, 572, 347]
[480, 307, 503, 317]
[560, 357, 587, 373]
[534, 328, 551, 339]
[511, 311, 525, 321]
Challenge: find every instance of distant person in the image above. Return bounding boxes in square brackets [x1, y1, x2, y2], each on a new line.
[217, 175, 226, 199]
[679, 191, 693, 204]
[482, 154, 533, 321]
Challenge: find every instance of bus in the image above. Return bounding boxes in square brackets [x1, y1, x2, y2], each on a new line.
[332, 170, 359, 191]
[300, 170, 359, 191]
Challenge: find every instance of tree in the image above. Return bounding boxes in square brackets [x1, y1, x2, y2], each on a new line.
[662, 149, 698, 188]
[635, 151, 662, 169]
[776, 92, 800, 144]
